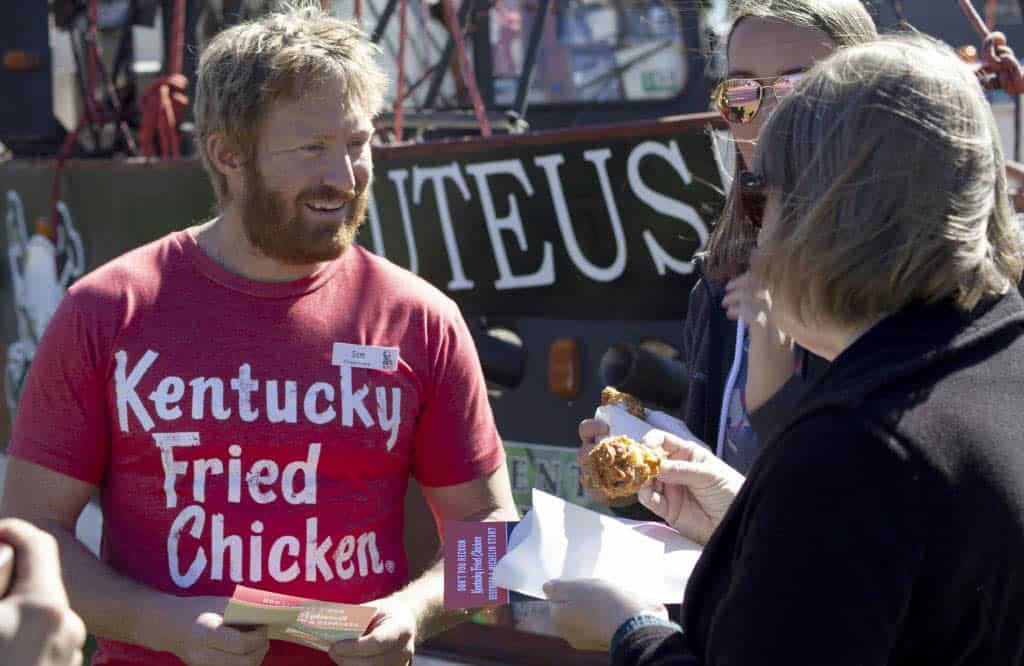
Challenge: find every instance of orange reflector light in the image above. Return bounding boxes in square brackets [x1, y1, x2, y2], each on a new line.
[3, 50, 42, 72]
[548, 338, 580, 399]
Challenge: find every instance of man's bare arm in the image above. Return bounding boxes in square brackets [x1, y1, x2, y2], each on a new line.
[392, 462, 519, 641]
[0, 458, 267, 662]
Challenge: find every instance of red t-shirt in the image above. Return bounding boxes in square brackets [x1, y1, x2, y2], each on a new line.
[10, 230, 504, 665]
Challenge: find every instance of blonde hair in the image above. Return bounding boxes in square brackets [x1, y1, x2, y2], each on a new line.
[703, 0, 877, 282]
[753, 35, 1024, 327]
[194, 2, 388, 204]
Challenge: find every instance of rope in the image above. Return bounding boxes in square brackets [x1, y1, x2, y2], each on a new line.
[393, 0, 409, 141]
[139, 0, 188, 157]
[958, 0, 1024, 94]
[440, 0, 491, 136]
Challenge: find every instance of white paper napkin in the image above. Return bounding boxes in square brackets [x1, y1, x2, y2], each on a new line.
[493, 489, 699, 603]
[595, 404, 702, 446]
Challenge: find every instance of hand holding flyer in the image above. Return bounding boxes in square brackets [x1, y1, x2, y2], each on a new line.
[223, 585, 377, 652]
[444, 491, 701, 609]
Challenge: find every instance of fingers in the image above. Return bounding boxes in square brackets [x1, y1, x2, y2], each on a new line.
[331, 635, 391, 659]
[63, 609, 87, 652]
[723, 271, 775, 323]
[542, 578, 604, 602]
[3, 598, 86, 666]
[206, 621, 269, 656]
[329, 640, 411, 665]
[720, 288, 746, 317]
[645, 431, 703, 461]
[329, 626, 412, 661]
[0, 520, 67, 602]
[724, 272, 755, 293]
[578, 418, 609, 448]
[542, 579, 579, 602]
[657, 458, 716, 487]
[723, 292, 770, 326]
[637, 484, 667, 519]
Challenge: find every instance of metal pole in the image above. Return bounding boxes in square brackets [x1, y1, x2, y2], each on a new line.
[423, 0, 474, 110]
[371, 0, 401, 43]
[512, 0, 552, 120]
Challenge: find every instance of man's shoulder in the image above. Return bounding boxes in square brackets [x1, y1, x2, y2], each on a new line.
[67, 231, 186, 308]
[349, 244, 459, 314]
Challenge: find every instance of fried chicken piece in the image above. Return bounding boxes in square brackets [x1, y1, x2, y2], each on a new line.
[601, 386, 646, 419]
[582, 435, 665, 499]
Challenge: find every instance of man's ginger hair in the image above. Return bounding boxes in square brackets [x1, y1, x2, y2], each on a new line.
[193, 2, 388, 204]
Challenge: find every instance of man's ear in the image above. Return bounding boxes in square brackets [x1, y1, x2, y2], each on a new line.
[206, 133, 244, 176]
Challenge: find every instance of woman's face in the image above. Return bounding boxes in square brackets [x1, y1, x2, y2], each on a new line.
[727, 17, 834, 167]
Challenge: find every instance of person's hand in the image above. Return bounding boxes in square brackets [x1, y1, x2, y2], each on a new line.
[577, 419, 637, 507]
[164, 596, 269, 666]
[722, 272, 786, 344]
[724, 271, 796, 411]
[0, 519, 86, 666]
[328, 597, 416, 666]
[577, 418, 611, 504]
[543, 578, 667, 652]
[638, 431, 745, 545]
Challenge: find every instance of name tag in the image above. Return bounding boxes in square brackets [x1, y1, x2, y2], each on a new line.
[332, 343, 400, 373]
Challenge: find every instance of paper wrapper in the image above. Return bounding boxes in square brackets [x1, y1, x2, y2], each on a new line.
[492, 489, 701, 603]
[595, 404, 700, 445]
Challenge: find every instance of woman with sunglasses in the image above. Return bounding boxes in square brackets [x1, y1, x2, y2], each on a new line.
[579, 0, 876, 502]
[550, 34, 1024, 665]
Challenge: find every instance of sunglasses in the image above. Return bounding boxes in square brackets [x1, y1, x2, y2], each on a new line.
[712, 74, 804, 124]
[738, 170, 767, 229]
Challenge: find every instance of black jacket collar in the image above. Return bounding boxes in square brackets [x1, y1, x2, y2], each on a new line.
[784, 290, 1024, 430]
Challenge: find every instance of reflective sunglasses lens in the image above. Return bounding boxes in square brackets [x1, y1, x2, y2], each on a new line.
[716, 79, 762, 124]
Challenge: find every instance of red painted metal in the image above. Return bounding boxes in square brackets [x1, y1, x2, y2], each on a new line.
[441, 0, 491, 137]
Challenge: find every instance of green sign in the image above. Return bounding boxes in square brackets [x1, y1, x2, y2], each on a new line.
[502, 440, 608, 513]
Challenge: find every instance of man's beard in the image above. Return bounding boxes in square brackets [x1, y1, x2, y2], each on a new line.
[239, 165, 369, 265]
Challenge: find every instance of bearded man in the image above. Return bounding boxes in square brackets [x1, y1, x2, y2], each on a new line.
[1, 5, 518, 665]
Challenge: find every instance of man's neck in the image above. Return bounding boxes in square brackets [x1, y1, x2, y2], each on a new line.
[191, 210, 328, 283]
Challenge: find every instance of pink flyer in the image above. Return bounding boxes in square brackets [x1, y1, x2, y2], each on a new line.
[443, 520, 512, 609]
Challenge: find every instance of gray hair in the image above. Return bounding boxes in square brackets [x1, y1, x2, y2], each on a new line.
[753, 35, 1024, 326]
[194, 1, 388, 203]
